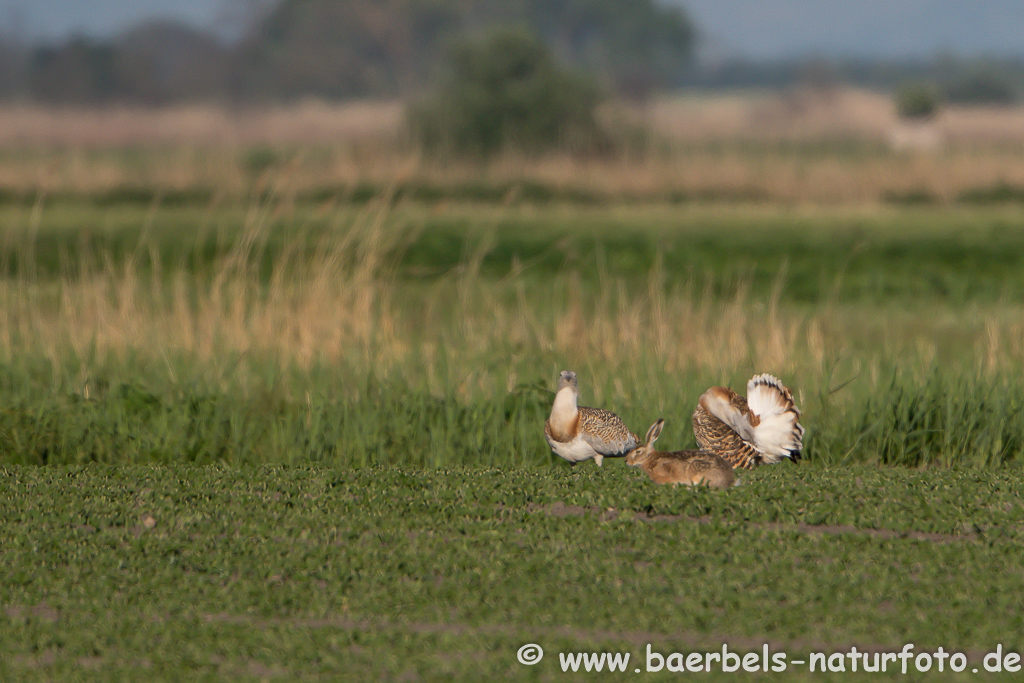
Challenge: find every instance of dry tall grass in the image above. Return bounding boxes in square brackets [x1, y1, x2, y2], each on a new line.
[2, 200, 1022, 406]
[0, 101, 404, 147]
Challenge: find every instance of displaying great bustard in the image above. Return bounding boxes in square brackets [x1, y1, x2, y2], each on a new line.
[692, 374, 804, 470]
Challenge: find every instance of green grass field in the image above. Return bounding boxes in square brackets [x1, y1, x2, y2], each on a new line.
[2, 195, 1024, 680]
[2, 465, 1022, 680]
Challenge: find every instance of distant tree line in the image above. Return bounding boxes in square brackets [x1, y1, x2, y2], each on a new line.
[0, 0, 695, 104]
[0, 0, 1020, 107]
[0, 22, 230, 104]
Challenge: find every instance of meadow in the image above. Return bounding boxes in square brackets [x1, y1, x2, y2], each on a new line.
[3, 465, 1024, 681]
[2, 199, 1024, 469]
[1, 92, 1024, 679]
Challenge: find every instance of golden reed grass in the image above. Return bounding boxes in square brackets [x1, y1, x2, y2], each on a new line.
[2, 200, 1023, 403]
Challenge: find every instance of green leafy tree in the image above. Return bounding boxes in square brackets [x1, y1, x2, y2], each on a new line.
[409, 29, 602, 157]
[895, 83, 939, 120]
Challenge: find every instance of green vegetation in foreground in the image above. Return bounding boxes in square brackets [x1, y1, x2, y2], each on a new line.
[1, 465, 1022, 681]
[1, 362, 1024, 469]
[2, 198, 1023, 682]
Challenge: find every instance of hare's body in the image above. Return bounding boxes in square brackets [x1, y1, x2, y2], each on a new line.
[692, 373, 803, 470]
[640, 448, 736, 489]
[627, 420, 737, 490]
[545, 371, 638, 466]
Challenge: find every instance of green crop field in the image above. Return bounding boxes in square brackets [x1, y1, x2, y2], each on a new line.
[2, 193, 1024, 680]
[2, 466, 1023, 681]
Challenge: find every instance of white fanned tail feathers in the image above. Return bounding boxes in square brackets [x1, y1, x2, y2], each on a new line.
[745, 374, 804, 463]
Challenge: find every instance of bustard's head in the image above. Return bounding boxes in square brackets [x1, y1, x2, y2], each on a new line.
[556, 370, 578, 393]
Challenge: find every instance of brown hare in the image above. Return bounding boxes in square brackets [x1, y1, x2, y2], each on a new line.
[545, 370, 639, 467]
[692, 373, 804, 470]
[626, 419, 737, 489]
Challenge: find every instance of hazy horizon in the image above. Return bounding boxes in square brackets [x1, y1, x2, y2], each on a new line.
[2, 0, 1023, 61]
[681, 0, 1024, 61]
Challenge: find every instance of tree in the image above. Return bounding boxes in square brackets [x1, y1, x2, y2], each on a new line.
[507, 0, 696, 98]
[895, 83, 939, 120]
[229, 0, 466, 100]
[408, 29, 602, 157]
[3, 0, 698, 103]
[28, 38, 118, 104]
[230, 0, 695, 101]
[116, 21, 229, 103]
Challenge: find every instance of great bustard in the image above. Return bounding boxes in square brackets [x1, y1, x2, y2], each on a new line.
[692, 374, 803, 470]
[544, 370, 638, 466]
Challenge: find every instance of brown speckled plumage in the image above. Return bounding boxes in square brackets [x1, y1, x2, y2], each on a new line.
[544, 406, 638, 456]
[545, 371, 638, 466]
[692, 395, 765, 469]
[692, 375, 803, 470]
[578, 407, 638, 448]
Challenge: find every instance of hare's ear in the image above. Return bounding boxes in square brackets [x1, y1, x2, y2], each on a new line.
[645, 419, 665, 446]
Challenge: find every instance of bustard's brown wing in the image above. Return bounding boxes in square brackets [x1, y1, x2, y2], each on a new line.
[692, 387, 764, 470]
[578, 406, 638, 457]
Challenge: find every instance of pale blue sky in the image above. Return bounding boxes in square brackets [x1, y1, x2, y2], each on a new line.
[682, 0, 1024, 60]
[0, 0, 224, 42]
[2, 0, 1024, 60]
